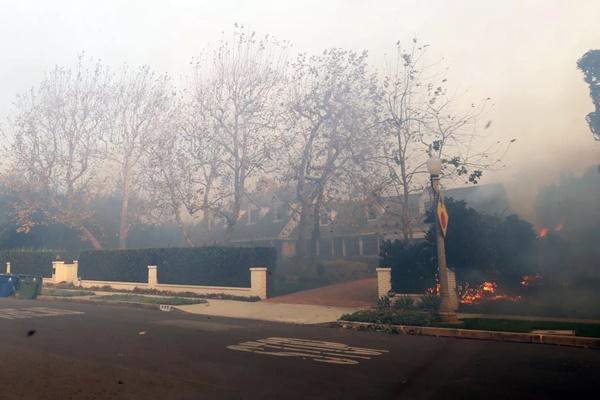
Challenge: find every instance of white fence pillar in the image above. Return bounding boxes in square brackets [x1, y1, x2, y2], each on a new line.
[147, 265, 158, 288]
[376, 267, 392, 298]
[6, 262, 10, 274]
[52, 261, 65, 284]
[250, 267, 268, 300]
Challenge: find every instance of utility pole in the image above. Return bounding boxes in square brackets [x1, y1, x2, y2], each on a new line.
[427, 155, 459, 323]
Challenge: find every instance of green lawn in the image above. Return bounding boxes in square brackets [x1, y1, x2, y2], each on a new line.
[340, 306, 600, 338]
[95, 294, 207, 305]
[444, 318, 600, 338]
[42, 288, 96, 297]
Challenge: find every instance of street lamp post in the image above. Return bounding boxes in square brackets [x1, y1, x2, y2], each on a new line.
[427, 155, 459, 324]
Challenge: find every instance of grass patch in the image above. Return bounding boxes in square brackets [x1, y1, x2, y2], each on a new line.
[42, 288, 95, 297]
[340, 295, 600, 338]
[95, 294, 207, 305]
[441, 318, 600, 338]
[84, 285, 260, 302]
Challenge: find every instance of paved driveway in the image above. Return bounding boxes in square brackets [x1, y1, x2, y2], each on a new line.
[267, 278, 378, 307]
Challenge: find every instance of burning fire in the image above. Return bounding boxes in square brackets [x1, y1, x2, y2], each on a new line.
[520, 274, 543, 287]
[459, 281, 521, 304]
[537, 222, 565, 238]
[424, 283, 440, 296]
[425, 280, 522, 305]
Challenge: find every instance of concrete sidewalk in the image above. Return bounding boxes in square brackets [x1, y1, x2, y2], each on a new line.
[176, 299, 364, 324]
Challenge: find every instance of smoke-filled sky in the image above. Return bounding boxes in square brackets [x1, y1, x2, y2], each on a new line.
[0, 0, 598, 218]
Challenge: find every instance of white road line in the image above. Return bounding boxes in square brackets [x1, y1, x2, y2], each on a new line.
[227, 337, 389, 365]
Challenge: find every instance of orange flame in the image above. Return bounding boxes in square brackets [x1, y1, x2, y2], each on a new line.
[520, 274, 543, 286]
[459, 281, 521, 304]
[424, 283, 440, 296]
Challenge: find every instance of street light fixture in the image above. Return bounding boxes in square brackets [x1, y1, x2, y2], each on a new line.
[426, 155, 442, 176]
[427, 154, 459, 323]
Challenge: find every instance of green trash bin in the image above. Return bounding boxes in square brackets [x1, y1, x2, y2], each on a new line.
[16, 275, 42, 300]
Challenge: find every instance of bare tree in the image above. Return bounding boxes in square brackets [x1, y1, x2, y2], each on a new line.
[104, 65, 174, 249]
[143, 98, 199, 246]
[143, 89, 223, 246]
[4, 56, 111, 249]
[179, 84, 224, 235]
[379, 39, 511, 239]
[193, 27, 287, 242]
[281, 49, 381, 259]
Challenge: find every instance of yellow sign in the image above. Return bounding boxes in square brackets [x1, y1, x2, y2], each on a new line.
[437, 197, 449, 237]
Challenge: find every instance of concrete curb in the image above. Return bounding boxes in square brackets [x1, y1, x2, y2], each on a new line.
[334, 321, 600, 349]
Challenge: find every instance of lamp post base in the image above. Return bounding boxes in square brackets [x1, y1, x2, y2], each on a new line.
[439, 311, 461, 324]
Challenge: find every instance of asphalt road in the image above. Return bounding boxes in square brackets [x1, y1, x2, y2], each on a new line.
[0, 298, 598, 399]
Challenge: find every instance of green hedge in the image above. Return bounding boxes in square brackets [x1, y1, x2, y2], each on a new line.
[78, 247, 277, 288]
[0, 250, 77, 277]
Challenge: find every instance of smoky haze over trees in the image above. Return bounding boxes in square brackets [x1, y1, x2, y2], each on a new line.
[1, 28, 511, 252]
[280, 48, 380, 260]
[577, 49, 600, 141]
[379, 40, 510, 240]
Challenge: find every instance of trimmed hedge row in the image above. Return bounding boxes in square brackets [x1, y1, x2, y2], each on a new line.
[0, 250, 77, 277]
[78, 247, 277, 288]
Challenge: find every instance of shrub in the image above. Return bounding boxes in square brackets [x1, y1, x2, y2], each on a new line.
[376, 295, 391, 309]
[418, 294, 441, 312]
[342, 293, 440, 326]
[392, 296, 415, 310]
[341, 308, 438, 326]
[78, 246, 276, 288]
[0, 250, 77, 277]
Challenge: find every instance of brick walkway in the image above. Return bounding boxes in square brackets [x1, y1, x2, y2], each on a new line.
[266, 278, 378, 307]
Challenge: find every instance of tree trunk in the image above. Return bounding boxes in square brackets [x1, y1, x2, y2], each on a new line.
[296, 199, 310, 259]
[224, 192, 241, 243]
[295, 124, 321, 260]
[174, 208, 192, 247]
[224, 218, 235, 243]
[309, 193, 324, 263]
[119, 171, 131, 250]
[401, 185, 412, 240]
[397, 129, 413, 240]
[80, 226, 103, 250]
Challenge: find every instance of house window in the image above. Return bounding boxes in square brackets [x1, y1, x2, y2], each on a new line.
[408, 203, 421, 218]
[333, 238, 344, 256]
[248, 208, 261, 224]
[362, 236, 379, 256]
[319, 209, 331, 226]
[319, 239, 332, 258]
[274, 204, 288, 222]
[424, 200, 433, 212]
[345, 238, 360, 257]
[367, 206, 378, 221]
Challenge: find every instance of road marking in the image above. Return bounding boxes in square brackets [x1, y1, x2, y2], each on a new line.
[227, 337, 389, 365]
[0, 307, 84, 320]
